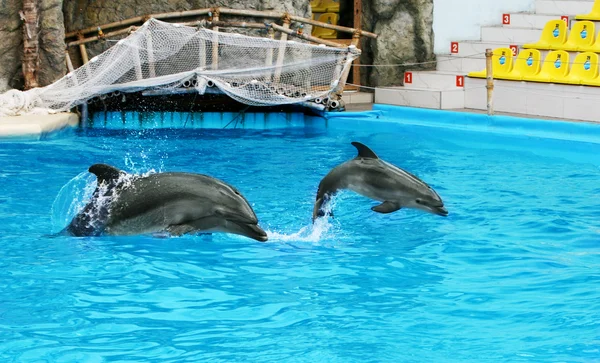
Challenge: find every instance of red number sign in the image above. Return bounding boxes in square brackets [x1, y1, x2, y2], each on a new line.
[509, 45, 518, 56]
[404, 72, 413, 84]
[561, 16, 569, 24]
[502, 14, 510, 25]
[451, 42, 459, 54]
[456, 75, 464, 88]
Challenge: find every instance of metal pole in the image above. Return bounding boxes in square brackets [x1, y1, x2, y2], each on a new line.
[485, 48, 494, 116]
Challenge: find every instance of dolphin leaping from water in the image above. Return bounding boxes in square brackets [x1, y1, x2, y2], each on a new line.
[64, 164, 268, 241]
[313, 142, 448, 221]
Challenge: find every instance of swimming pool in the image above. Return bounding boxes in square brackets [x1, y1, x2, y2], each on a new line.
[1, 105, 598, 362]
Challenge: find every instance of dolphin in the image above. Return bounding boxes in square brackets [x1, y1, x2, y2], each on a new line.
[312, 142, 448, 220]
[64, 164, 268, 241]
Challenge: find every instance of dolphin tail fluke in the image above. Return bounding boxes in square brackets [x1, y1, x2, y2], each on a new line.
[312, 194, 334, 222]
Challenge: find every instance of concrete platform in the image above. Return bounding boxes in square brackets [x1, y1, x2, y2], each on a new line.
[0, 113, 79, 139]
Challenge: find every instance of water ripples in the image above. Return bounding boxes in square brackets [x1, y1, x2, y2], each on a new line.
[0, 126, 599, 362]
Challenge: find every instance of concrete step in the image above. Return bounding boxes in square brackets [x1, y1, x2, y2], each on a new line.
[453, 41, 519, 57]
[436, 55, 487, 73]
[403, 71, 467, 89]
[534, 0, 594, 16]
[505, 13, 563, 29]
[481, 26, 543, 43]
[375, 87, 465, 110]
[465, 76, 600, 122]
[342, 91, 373, 104]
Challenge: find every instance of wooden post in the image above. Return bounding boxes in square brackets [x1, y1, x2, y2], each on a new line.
[77, 33, 89, 64]
[20, 0, 39, 90]
[485, 48, 494, 116]
[211, 8, 220, 70]
[265, 26, 275, 67]
[352, 0, 362, 86]
[146, 30, 156, 78]
[274, 13, 291, 84]
[65, 50, 75, 73]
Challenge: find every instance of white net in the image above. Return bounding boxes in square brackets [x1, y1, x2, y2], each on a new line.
[0, 18, 360, 117]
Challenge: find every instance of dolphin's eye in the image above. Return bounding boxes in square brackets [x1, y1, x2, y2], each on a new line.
[415, 199, 423, 204]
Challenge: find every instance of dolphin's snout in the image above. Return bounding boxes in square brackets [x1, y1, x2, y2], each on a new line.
[435, 206, 449, 217]
[248, 224, 268, 242]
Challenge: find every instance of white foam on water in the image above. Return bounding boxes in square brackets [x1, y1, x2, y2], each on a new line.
[264, 195, 342, 243]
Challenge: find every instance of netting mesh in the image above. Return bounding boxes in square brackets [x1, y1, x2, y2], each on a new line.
[0, 18, 360, 117]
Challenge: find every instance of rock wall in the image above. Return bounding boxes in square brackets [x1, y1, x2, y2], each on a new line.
[362, 0, 435, 87]
[0, 0, 23, 92]
[0, 0, 433, 91]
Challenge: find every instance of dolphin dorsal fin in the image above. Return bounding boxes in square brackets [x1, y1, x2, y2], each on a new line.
[351, 142, 379, 159]
[88, 164, 125, 184]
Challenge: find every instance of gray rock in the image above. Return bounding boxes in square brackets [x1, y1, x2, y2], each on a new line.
[362, 0, 435, 87]
[0, 0, 24, 91]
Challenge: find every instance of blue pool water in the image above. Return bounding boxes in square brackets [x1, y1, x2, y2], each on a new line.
[1, 106, 599, 362]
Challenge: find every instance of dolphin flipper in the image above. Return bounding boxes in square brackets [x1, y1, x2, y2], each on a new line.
[351, 142, 379, 159]
[371, 201, 401, 214]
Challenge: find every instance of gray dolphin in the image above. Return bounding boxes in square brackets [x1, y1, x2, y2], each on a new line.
[64, 164, 268, 241]
[313, 142, 448, 220]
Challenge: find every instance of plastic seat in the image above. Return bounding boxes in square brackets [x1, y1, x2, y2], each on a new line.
[323, 0, 340, 12]
[467, 48, 514, 79]
[501, 49, 542, 81]
[523, 20, 567, 50]
[562, 52, 599, 84]
[312, 13, 339, 39]
[578, 30, 600, 52]
[522, 50, 570, 83]
[311, 0, 326, 13]
[575, 1, 600, 21]
[562, 21, 595, 51]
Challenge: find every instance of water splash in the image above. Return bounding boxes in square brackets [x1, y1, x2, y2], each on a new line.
[50, 172, 97, 233]
[264, 195, 342, 243]
[50, 169, 139, 234]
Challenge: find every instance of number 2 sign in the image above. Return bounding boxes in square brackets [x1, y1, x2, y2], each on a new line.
[451, 42, 459, 54]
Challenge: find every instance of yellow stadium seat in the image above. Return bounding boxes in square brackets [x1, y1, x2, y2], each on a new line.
[562, 21, 595, 51]
[323, 0, 340, 12]
[562, 52, 599, 84]
[467, 48, 514, 79]
[579, 30, 600, 52]
[312, 13, 339, 39]
[575, 1, 600, 21]
[311, 0, 326, 13]
[523, 20, 568, 50]
[522, 50, 570, 83]
[501, 49, 543, 81]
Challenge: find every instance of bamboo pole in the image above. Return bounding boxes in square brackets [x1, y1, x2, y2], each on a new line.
[205, 20, 265, 29]
[273, 15, 291, 84]
[65, 50, 75, 72]
[20, 0, 39, 90]
[485, 48, 494, 116]
[146, 30, 156, 78]
[68, 26, 137, 47]
[265, 26, 275, 67]
[65, 8, 212, 38]
[269, 22, 344, 48]
[66, 7, 377, 41]
[211, 9, 219, 70]
[78, 37, 89, 64]
[334, 48, 357, 96]
[352, 0, 362, 86]
[218, 7, 377, 38]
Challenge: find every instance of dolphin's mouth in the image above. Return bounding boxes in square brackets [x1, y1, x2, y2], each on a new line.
[232, 221, 268, 242]
[433, 206, 449, 217]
